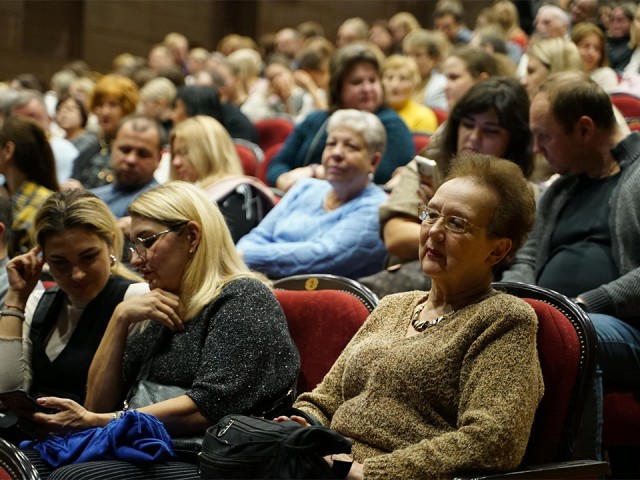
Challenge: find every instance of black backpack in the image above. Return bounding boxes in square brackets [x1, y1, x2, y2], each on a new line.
[199, 415, 352, 479]
[203, 176, 276, 243]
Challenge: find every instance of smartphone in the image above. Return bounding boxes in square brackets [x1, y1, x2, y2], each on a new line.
[0, 390, 57, 414]
[414, 155, 439, 187]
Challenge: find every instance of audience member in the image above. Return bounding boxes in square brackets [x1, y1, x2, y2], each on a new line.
[10, 74, 44, 93]
[172, 85, 258, 144]
[19, 181, 299, 479]
[11, 90, 78, 184]
[441, 46, 500, 111]
[267, 43, 414, 191]
[139, 77, 176, 133]
[534, 4, 571, 38]
[169, 115, 243, 188]
[226, 48, 269, 122]
[293, 46, 331, 114]
[279, 152, 542, 479]
[493, 0, 530, 49]
[0, 190, 144, 444]
[572, 22, 619, 91]
[362, 77, 532, 297]
[164, 32, 189, 73]
[147, 43, 176, 73]
[71, 74, 139, 189]
[521, 37, 583, 99]
[238, 109, 388, 279]
[402, 29, 450, 111]
[274, 28, 304, 65]
[368, 20, 394, 56]
[388, 11, 421, 52]
[607, 2, 635, 71]
[434, 1, 473, 45]
[335, 17, 369, 47]
[570, 0, 599, 25]
[264, 58, 315, 122]
[623, 3, 640, 75]
[381, 55, 438, 133]
[502, 72, 640, 456]
[91, 115, 162, 221]
[297, 20, 325, 41]
[54, 94, 96, 154]
[0, 116, 59, 255]
[0, 187, 12, 304]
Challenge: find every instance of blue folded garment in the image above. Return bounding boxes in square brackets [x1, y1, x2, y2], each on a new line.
[20, 410, 175, 467]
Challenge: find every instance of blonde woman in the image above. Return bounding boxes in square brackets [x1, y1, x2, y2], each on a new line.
[382, 55, 438, 133]
[0, 190, 144, 407]
[21, 182, 299, 479]
[169, 116, 243, 189]
[521, 37, 583, 99]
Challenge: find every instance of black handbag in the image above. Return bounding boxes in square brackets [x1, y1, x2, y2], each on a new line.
[199, 414, 352, 479]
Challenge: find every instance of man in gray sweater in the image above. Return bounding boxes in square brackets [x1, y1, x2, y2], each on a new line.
[502, 71, 640, 457]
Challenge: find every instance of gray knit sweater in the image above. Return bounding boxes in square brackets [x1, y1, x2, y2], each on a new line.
[502, 132, 640, 324]
[295, 290, 544, 479]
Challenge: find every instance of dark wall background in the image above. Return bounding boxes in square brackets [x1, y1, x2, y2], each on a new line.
[0, 0, 494, 88]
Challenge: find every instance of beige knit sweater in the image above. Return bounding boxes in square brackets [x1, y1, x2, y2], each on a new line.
[295, 290, 544, 479]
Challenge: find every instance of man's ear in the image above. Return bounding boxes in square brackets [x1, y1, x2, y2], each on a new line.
[576, 115, 595, 140]
[486, 238, 512, 267]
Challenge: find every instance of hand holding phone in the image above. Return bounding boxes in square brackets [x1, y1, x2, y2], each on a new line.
[414, 155, 439, 187]
[0, 390, 57, 415]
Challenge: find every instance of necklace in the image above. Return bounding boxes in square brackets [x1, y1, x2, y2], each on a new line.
[411, 303, 453, 332]
[411, 289, 495, 332]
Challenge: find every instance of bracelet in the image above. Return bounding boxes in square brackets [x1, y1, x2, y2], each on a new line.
[4, 304, 25, 313]
[112, 410, 126, 420]
[0, 310, 25, 321]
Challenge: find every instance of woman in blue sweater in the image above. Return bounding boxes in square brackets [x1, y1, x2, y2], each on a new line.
[267, 43, 414, 191]
[238, 109, 388, 279]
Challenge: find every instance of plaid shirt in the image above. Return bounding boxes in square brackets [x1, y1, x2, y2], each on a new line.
[11, 181, 53, 256]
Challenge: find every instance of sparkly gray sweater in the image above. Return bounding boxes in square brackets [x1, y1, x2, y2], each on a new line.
[296, 290, 543, 479]
[122, 277, 299, 422]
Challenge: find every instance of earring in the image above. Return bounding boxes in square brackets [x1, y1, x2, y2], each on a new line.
[109, 254, 117, 266]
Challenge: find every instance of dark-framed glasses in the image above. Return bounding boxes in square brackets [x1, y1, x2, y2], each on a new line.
[128, 221, 188, 262]
[418, 205, 475, 234]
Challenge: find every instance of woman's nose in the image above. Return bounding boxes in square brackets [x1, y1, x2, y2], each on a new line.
[70, 265, 86, 282]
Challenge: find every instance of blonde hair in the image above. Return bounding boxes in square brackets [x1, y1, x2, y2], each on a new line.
[140, 77, 176, 102]
[129, 181, 268, 320]
[382, 54, 421, 88]
[527, 37, 583, 74]
[35, 190, 140, 282]
[169, 116, 243, 188]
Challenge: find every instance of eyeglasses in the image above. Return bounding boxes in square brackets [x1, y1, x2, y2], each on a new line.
[127, 221, 187, 262]
[418, 205, 475, 234]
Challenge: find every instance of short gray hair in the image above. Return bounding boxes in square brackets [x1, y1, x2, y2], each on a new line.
[326, 109, 386, 156]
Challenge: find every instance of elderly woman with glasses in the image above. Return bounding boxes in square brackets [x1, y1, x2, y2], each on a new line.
[278, 152, 543, 479]
[18, 182, 299, 479]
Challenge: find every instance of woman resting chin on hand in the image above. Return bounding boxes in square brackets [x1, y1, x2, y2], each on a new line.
[21, 182, 300, 480]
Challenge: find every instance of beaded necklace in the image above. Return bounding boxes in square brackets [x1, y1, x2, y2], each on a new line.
[411, 303, 453, 331]
[411, 289, 495, 332]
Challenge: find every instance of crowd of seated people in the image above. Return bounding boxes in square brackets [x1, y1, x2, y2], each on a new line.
[0, 2, 639, 476]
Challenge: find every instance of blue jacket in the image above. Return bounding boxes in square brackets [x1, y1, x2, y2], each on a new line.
[237, 179, 388, 279]
[266, 108, 414, 186]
